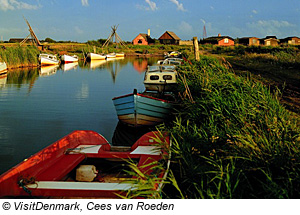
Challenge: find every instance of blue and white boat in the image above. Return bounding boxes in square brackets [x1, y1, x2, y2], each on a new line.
[112, 91, 175, 127]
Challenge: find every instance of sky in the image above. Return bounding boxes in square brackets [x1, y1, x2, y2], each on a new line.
[0, 0, 299, 42]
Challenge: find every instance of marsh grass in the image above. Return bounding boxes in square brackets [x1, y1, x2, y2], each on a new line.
[162, 56, 300, 198]
[0, 46, 39, 68]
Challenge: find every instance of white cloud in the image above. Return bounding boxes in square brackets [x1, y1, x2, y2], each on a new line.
[247, 20, 296, 37]
[75, 26, 83, 34]
[170, 0, 186, 12]
[136, 0, 158, 11]
[252, 10, 258, 14]
[81, 0, 88, 7]
[145, 0, 157, 11]
[178, 21, 193, 33]
[0, 0, 39, 11]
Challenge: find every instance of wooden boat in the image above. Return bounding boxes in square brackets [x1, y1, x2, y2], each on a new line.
[87, 53, 106, 60]
[112, 90, 175, 127]
[39, 54, 60, 66]
[0, 62, 8, 75]
[143, 65, 177, 93]
[61, 54, 78, 63]
[106, 53, 116, 59]
[0, 130, 170, 198]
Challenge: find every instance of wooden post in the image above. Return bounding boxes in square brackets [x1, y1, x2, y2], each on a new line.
[193, 37, 200, 61]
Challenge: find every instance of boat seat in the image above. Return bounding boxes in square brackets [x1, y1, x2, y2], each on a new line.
[26, 181, 136, 191]
[36, 154, 85, 181]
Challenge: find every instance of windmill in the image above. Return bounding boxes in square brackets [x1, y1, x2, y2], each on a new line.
[102, 25, 127, 49]
[20, 16, 43, 49]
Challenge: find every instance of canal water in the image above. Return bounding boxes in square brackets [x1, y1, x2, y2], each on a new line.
[0, 57, 160, 175]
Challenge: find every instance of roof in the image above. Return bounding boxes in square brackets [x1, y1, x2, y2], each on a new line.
[133, 33, 153, 42]
[202, 36, 234, 43]
[159, 31, 181, 40]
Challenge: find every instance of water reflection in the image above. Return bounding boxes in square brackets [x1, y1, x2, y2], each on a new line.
[0, 74, 7, 88]
[0, 57, 163, 175]
[39, 65, 59, 76]
[61, 62, 79, 72]
[112, 121, 155, 146]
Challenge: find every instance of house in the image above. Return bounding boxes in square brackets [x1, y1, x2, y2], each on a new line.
[159, 31, 181, 45]
[132, 30, 154, 45]
[201, 34, 234, 46]
[238, 37, 260, 46]
[260, 36, 279, 46]
[280, 37, 300, 45]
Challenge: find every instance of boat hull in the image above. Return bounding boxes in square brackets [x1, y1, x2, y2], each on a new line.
[0, 130, 169, 198]
[112, 93, 174, 127]
[61, 54, 78, 63]
[87, 53, 106, 60]
[39, 54, 59, 66]
[0, 62, 7, 75]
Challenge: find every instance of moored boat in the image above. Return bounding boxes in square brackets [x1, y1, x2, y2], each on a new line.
[87, 53, 106, 60]
[0, 62, 8, 75]
[39, 54, 60, 66]
[112, 90, 175, 127]
[116, 53, 125, 58]
[61, 54, 78, 63]
[106, 53, 116, 59]
[143, 65, 178, 93]
[157, 57, 183, 66]
[0, 130, 170, 198]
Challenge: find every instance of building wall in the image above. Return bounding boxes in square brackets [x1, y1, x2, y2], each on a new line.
[264, 39, 278, 46]
[218, 38, 234, 46]
[288, 37, 300, 45]
[249, 38, 260, 46]
[179, 40, 193, 46]
[132, 35, 148, 45]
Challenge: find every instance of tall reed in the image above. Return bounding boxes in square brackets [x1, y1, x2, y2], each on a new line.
[164, 56, 300, 198]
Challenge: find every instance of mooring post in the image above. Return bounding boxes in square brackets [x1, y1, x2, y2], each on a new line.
[193, 37, 200, 61]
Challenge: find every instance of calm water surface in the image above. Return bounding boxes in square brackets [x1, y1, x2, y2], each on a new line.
[0, 57, 160, 174]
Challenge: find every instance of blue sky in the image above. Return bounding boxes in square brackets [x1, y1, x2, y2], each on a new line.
[0, 0, 299, 42]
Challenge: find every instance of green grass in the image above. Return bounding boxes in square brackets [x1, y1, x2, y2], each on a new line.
[164, 56, 300, 198]
[0, 46, 40, 68]
[126, 55, 300, 199]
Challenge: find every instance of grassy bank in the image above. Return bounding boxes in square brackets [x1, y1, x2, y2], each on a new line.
[128, 55, 300, 199]
[0, 46, 40, 69]
[165, 56, 300, 198]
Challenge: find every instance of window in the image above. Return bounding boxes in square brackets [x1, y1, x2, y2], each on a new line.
[224, 38, 229, 43]
[150, 75, 159, 80]
[163, 75, 172, 80]
[138, 39, 143, 44]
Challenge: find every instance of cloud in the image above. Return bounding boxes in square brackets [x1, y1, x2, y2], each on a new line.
[247, 20, 296, 37]
[178, 21, 193, 33]
[75, 26, 83, 34]
[0, 0, 40, 11]
[136, 0, 158, 11]
[252, 10, 258, 14]
[145, 0, 157, 11]
[169, 0, 186, 12]
[81, 0, 88, 7]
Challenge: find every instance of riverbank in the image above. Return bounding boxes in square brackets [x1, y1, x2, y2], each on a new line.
[161, 56, 300, 199]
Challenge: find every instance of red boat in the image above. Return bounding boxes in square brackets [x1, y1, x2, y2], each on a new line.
[0, 130, 170, 198]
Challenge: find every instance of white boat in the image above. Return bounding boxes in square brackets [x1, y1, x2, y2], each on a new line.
[87, 53, 106, 60]
[0, 62, 7, 75]
[143, 65, 178, 93]
[116, 53, 125, 58]
[61, 54, 78, 63]
[157, 58, 183, 66]
[39, 54, 59, 66]
[106, 53, 116, 59]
